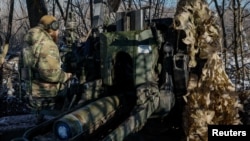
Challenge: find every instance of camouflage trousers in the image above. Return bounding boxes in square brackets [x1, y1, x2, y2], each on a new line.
[27, 84, 69, 117]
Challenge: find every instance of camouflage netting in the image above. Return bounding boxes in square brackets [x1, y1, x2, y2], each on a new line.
[173, 0, 243, 140]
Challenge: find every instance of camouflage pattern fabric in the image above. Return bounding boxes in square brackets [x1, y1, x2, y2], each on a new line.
[0, 44, 9, 66]
[21, 26, 69, 109]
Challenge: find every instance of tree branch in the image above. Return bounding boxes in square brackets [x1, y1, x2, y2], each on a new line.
[55, 0, 65, 21]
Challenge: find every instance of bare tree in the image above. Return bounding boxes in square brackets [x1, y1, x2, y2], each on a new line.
[212, 0, 250, 89]
[26, 0, 48, 28]
[213, 0, 230, 67]
[5, 0, 14, 44]
[55, 0, 65, 20]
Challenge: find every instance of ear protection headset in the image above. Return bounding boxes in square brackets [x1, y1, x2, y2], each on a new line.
[40, 21, 59, 31]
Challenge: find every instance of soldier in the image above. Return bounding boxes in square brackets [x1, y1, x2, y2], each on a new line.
[20, 15, 72, 120]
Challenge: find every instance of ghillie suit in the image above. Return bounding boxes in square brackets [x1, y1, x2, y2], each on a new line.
[173, 0, 243, 140]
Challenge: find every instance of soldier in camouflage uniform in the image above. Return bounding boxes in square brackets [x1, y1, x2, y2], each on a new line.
[20, 15, 72, 117]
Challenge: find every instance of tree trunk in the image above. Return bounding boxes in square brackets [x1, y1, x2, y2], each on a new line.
[5, 0, 14, 44]
[233, 0, 240, 86]
[213, 0, 228, 68]
[26, 0, 48, 28]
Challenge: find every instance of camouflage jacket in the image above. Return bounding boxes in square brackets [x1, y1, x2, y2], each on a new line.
[21, 26, 68, 98]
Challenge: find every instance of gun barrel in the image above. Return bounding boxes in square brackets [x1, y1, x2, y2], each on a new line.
[103, 96, 160, 141]
[53, 95, 120, 140]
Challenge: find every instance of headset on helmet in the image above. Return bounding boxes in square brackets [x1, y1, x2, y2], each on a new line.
[45, 21, 59, 31]
[39, 21, 59, 31]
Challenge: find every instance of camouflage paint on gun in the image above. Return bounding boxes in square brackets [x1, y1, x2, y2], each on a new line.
[102, 84, 161, 141]
[53, 95, 121, 140]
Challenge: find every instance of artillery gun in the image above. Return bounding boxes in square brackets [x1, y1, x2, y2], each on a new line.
[10, 1, 190, 141]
